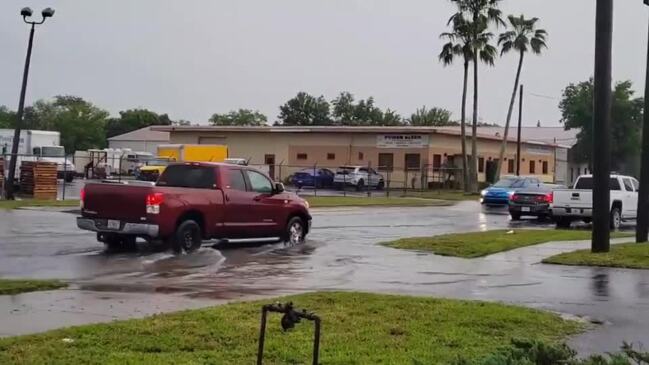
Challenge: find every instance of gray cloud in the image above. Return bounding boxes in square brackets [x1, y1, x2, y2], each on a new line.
[0, 1, 646, 126]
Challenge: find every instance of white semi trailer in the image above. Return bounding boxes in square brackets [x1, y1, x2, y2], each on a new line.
[0, 129, 75, 182]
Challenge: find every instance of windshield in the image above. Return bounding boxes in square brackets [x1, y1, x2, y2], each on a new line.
[145, 159, 171, 166]
[493, 178, 520, 188]
[41, 146, 65, 158]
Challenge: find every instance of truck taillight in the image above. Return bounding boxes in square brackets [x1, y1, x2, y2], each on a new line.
[545, 192, 553, 204]
[80, 187, 85, 209]
[510, 194, 519, 202]
[146, 193, 164, 214]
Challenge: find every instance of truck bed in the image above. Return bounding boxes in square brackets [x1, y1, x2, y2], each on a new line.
[83, 181, 153, 222]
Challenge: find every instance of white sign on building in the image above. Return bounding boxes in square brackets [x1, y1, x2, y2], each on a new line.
[377, 135, 429, 148]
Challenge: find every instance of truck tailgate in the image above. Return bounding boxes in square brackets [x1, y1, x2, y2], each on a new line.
[83, 182, 153, 222]
[553, 189, 592, 208]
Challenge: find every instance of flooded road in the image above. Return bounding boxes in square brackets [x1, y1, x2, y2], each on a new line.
[0, 202, 646, 354]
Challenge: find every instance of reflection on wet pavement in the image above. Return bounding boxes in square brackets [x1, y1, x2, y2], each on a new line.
[0, 202, 646, 355]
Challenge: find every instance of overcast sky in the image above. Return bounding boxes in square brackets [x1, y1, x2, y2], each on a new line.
[0, 1, 647, 126]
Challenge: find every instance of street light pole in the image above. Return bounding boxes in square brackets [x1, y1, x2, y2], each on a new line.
[637, 0, 649, 243]
[516, 85, 523, 176]
[4, 7, 54, 200]
[592, 0, 613, 252]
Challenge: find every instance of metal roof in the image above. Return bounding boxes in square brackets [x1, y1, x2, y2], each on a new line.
[108, 126, 170, 142]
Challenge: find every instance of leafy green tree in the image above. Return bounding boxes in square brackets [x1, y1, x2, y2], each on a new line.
[331, 92, 403, 126]
[209, 109, 267, 126]
[0, 106, 15, 128]
[560, 79, 643, 173]
[105, 108, 172, 138]
[30, 96, 109, 152]
[278, 92, 332, 126]
[409, 106, 456, 126]
[495, 15, 547, 180]
[450, 0, 503, 193]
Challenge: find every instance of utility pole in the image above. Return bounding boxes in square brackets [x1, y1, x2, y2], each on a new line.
[637, 0, 649, 243]
[592, 0, 613, 252]
[5, 7, 55, 200]
[516, 85, 523, 176]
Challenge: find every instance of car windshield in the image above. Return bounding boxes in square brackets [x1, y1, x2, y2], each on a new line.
[493, 178, 520, 188]
[41, 146, 65, 158]
[145, 159, 170, 166]
[337, 167, 356, 174]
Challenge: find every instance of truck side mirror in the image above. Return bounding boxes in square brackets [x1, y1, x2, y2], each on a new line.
[274, 182, 285, 194]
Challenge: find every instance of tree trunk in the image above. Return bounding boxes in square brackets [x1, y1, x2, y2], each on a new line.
[495, 51, 525, 180]
[470, 49, 479, 193]
[461, 61, 469, 192]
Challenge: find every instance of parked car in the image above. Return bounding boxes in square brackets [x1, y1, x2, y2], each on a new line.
[333, 166, 385, 191]
[552, 174, 637, 229]
[291, 168, 335, 188]
[481, 176, 543, 207]
[508, 183, 560, 220]
[77, 162, 312, 253]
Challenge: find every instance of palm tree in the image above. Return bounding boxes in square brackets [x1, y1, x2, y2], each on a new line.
[494, 15, 548, 180]
[451, 0, 504, 193]
[439, 15, 473, 191]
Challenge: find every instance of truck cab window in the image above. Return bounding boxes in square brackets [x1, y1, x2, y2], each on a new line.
[623, 178, 634, 192]
[246, 170, 273, 194]
[157, 165, 215, 189]
[227, 169, 247, 191]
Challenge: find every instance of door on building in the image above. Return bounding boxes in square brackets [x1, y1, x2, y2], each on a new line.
[265, 154, 275, 180]
[485, 160, 498, 183]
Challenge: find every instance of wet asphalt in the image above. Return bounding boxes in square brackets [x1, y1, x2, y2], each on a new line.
[0, 201, 647, 355]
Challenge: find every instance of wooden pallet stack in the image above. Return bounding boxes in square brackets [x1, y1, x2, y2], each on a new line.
[20, 161, 57, 200]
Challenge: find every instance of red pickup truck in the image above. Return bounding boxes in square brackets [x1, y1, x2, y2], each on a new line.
[77, 162, 312, 253]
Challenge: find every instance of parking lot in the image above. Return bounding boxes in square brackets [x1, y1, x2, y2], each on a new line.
[0, 201, 646, 355]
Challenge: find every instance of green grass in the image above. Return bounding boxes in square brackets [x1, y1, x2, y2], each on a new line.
[543, 243, 649, 269]
[384, 229, 633, 258]
[0, 279, 67, 295]
[0, 199, 79, 210]
[0, 291, 583, 365]
[306, 196, 451, 208]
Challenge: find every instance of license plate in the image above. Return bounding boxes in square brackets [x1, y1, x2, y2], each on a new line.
[107, 220, 120, 230]
[522, 207, 531, 212]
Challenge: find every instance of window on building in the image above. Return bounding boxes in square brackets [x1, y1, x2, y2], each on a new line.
[297, 153, 307, 160]
[327, 153, 335, 160]
[358, 152, 364, 160]
[508, 159, 515, 174]
[405, 154, 421, 171]
[478, 157, 485, 173]
[433, 154, 442, 171]
[378, 153, 394, 171]
[529, 160, 536, 174]
[542, 161, 549, 174]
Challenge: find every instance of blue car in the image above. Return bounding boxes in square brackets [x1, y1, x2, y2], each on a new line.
[291, 168, 335, 188]
[481, 176, 543, 206]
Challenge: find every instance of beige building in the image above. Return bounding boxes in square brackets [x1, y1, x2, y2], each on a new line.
[153, 126, 565, 188]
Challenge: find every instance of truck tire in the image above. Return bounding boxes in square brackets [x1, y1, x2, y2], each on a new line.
[555, 217, 572, 229]
[283, 216, 306, 245]
[65, 174, 74, 183]
[510, 212, 521, 221]
[377, 181, 385, 190]
[172, 220, 202, 254]
[610, 207, 622, 230]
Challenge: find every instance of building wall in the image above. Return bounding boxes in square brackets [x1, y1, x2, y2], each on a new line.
[168, 131, 557, 186]
[108, 140, 164, 155]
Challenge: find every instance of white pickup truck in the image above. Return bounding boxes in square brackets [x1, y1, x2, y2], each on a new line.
[552, 174, 638, 229]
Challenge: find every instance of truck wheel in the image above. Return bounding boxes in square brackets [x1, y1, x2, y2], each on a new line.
[377, 181, 385, 190]
[555, 218, 572, 229]
[172, 220, 202, 254]
[610, 207, 622, 230]
[65, 174, 74, 183]
[283, 216, 306, 245]
[510, 212, 522, 221]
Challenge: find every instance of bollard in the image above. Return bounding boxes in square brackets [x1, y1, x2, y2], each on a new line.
[257, 302, 321, 365]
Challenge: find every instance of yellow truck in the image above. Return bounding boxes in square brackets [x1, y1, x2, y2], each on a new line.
[135, 144, 228, 181]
